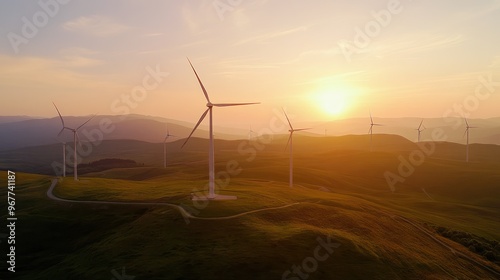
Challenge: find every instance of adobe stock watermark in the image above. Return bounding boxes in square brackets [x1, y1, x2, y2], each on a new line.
[384, 73, 499, 192]
[110, 267, 135, 280]
[180, 108, 292, 224]
[442, 73, 500, 128]
[282, 236, 341, 280]
[51, 64, 169, 177]
[337, 0, 409, 63]
[212, 0, 247, 21]
[7, 0, 72, 54]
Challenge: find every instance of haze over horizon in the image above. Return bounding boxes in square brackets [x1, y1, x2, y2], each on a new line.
[1, 0, 500, 128]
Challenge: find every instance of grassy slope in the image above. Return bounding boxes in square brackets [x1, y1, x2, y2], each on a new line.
[1, 165, 499, 280]
[1, 136, 499, 279]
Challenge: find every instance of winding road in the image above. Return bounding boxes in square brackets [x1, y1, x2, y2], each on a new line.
[46, 179, 301, 221]
[47, 179, 500, 278]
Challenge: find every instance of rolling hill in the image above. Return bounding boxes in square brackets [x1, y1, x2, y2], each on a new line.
[1, 115, 499, 151]
[0, 132, 499, 279]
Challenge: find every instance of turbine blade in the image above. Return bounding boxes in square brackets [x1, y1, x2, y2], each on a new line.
[187, 58, 210, 103]
[182, 108, 210, 148]
[285, 132, 292, 151]
[53, 102, 65, 127]
[418, 119, 423, 130]
[57, 128, 65, 137]
[370, 111, 373, 125]
[368, 126, 372, 134]
[282, 108, 293, 130]
[77, 115, 95, 130]
[212, 102, 260, 107]
[463, 128, 468, 138]
[76, 131, 82, 147]
[464, 118, 469, 127]
[293, 128, 311, 132]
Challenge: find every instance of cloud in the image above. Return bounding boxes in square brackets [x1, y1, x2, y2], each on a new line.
[144, 33, 164, 37]
[233, 26, 308, 46]
[490, 55, 500, 68]
[63, 15, 130, 37]
[215, 57, 280, 72]
[0, 55, 113, 90]
[370, 34, 467, 58]
[58, 48, 103, 68]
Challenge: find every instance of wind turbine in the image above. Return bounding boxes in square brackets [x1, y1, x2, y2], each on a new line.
[416, 119, 425, 142]
[163, 125, 176, 168]
[182, 58, 260, 200]
[53, 102, 94, 181]
[248, 125, 256, 140]
[464, 118, 477, 163]
[283, 109, 310, 188]
[368, 111, 382, 151]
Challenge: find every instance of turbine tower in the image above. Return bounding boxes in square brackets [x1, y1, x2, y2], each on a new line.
[58, 139, 67, 177]
[368, 111, 382, 151]
[53, 103, 94, 181]
[248, 125, 256, 140]
[163, 125, 176, 168]
[464, 118, 477, 163]
[182, 58, 260, 200]
[283, 109, 310, 188]
[416, 119, 425, 142]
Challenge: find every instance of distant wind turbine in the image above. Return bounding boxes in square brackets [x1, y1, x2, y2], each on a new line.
[368, 111, 382, 151]
[163, 124, 176, 168]
[283, 108, 310, 188]
[464, 118, 477, 163]
[53, 102, 94, 181]
[416, 119, 425, 142]
[182, 58, 260, 200]
[248, 125, 256, 140]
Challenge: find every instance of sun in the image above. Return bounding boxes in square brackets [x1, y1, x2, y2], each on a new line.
[314, 87, 353, 117]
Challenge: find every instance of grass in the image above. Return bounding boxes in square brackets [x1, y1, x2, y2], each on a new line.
[1, 136, 500, 279]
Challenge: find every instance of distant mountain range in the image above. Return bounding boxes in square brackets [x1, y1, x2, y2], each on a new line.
[0, 115, 499, 151]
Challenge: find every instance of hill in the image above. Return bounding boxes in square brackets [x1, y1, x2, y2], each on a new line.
[0, 170, 499, 279]
[1, 115, 499, 151]
[1, 133, 499, 279]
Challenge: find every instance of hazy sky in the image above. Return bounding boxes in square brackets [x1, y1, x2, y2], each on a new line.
[1, 0, 499, 128]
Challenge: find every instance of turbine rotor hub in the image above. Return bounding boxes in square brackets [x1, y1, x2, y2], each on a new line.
[206, 102, 213, 107]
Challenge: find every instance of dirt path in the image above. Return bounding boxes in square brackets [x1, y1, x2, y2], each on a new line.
[46, 179, 300, 221]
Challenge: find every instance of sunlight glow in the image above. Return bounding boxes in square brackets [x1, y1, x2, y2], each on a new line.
[314, 86, 355, 117]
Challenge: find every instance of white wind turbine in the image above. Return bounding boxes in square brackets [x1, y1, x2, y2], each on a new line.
[416, 119, 425, 142]
[368, 111, 382, 151]
[53, 102, 94, 181]
[163, 125, 176, 168]
[464, 118, 477, 163]
[182, 58, 260, 200]
[283, 109, 310, 188]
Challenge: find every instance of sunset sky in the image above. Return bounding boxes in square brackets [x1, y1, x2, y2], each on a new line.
[1, 0, 499, 128]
